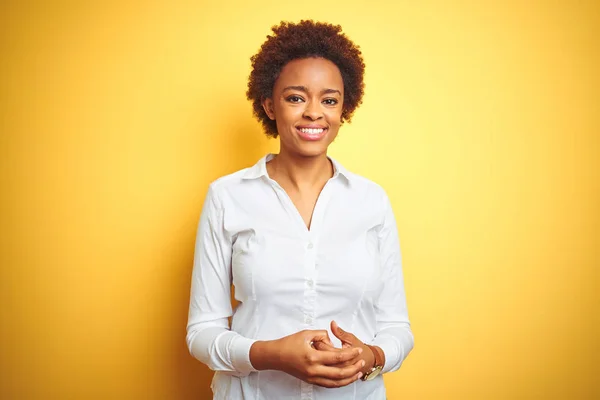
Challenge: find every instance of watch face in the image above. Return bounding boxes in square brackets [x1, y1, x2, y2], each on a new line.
[365, 366, 382, 381]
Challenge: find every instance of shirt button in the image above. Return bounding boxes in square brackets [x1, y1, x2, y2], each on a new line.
[307, 242, 314, 249]
[307, 279, 314, 288]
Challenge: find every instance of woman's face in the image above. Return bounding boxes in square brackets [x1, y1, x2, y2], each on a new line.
[262, 57, 344, 158]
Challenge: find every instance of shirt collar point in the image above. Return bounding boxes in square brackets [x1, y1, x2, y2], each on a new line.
[241, 154, 272, 180]
[329, 158, 352, 185]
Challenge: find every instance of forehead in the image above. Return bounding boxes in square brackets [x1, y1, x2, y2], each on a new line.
[274, 57, 344, 93]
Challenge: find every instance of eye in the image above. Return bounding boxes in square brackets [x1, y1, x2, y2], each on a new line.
[323, 98, 338, 105]
[286, 95, 304, 103]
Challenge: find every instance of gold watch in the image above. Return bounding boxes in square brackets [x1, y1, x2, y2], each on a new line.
[361, 345, 384, 381]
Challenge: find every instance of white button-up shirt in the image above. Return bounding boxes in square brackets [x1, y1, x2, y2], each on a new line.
[186, 154, 414, 399]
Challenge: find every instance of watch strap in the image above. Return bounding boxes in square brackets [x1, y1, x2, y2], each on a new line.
[366, 344, 383, 369]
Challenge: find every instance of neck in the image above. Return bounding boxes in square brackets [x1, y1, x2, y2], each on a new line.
[267, 150, 333, 190]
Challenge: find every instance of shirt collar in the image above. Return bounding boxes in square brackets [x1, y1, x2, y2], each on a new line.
[242, 153, 352, 184]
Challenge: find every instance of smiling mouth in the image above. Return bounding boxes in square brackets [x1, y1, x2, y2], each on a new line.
[296, 127, 328, 141]
[298, 127, 325, 134]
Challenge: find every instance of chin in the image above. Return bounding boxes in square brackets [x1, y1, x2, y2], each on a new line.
[294, 141, 332, 157]
[280, 146, 324, 159]
[299, 149, 328, 158]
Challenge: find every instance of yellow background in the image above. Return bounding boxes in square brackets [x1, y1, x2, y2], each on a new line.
[1, 1, 598, 399]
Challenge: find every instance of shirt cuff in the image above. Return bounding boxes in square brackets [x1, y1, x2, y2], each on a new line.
[230, 335, 259, 375]
[370, 335, 400, 374]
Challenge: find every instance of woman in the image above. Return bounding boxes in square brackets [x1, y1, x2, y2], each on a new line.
[186, 20, 414, 399]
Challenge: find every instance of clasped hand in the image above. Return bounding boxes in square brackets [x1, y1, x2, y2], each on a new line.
[252, 320, 374, 388]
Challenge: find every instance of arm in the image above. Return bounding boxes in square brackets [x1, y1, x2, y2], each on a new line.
[370, 192, 415, 373]
[186, 185, 256, 376]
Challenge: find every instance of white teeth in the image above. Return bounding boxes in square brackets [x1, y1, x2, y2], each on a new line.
[299, 128, 324, 134]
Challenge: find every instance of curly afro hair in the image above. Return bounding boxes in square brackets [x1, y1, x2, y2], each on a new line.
[246, 20, 366, 138]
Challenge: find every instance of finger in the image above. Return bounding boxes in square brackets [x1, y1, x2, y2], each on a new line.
[345, 357, 366, 374]
[325, 354, 363, 368]
[312, 342, 363, 368]
[312, 341, 337, 351]
[317, 347, 362, 366]
[312, 358, 365, 381]
[313, 341, 363, 364]
[308, 371, 363, 389]
[320, 335, 334, 347]
[309, 330, 333, 347]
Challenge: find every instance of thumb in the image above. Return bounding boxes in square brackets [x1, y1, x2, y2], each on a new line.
[331, 320, 353, 344]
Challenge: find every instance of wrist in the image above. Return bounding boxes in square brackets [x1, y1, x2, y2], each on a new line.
[360, 345, 385, 382]
[250, 340, 278, 371]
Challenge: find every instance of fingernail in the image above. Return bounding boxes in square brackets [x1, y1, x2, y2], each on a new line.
[358, 372, 363, 379]
[358, 348, 363, 354]
[361, 360, 366, 367]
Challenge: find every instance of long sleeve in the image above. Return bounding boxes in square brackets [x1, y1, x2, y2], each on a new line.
[370, 192, 415, 373]
[185, 184, 257, 376]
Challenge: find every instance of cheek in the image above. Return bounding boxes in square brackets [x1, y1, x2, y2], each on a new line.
[328, 109, 343, 127]
[275, 106, 303, 125]
[272, 108, 289, 128]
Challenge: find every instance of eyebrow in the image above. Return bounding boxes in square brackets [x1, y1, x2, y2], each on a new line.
[282, 85, 342, 96]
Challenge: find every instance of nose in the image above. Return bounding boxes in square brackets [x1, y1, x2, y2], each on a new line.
[302, 100, 323, 121]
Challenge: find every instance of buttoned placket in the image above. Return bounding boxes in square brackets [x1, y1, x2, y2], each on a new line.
[266, 173, 338, 400]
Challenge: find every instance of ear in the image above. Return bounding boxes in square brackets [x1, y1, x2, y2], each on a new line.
[261, 97, 276, 120]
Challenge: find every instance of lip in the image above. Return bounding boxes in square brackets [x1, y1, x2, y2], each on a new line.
[296, 126, 328, 141]
[296, 124, 327, 129]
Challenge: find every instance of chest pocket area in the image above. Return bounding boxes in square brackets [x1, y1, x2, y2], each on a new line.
[231, 229, 305, 302]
